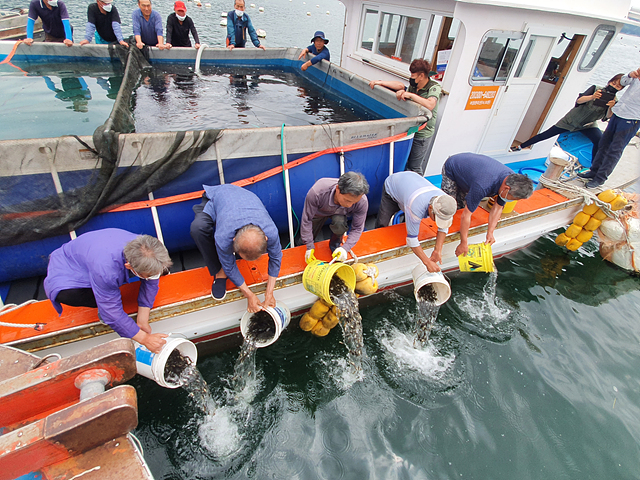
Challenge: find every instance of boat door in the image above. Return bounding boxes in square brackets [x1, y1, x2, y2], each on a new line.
[477, 27, 561, 156]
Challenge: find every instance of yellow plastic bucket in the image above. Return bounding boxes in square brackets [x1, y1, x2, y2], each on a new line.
[302, 260, 356, 305]
[458, 243, 495, 273]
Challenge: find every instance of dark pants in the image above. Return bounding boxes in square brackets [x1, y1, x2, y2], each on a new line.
[190, 196, 222, 277]
[589, 114, 640, 184]
[44, 33, 65, 43]
[520, 125, 603, 161]
[55, 288, 97, 308]
[405, 135, 434, 175]
[296, 215, 348, 246]
[375, 185, 401, 228]
[440, 164, 467, 210]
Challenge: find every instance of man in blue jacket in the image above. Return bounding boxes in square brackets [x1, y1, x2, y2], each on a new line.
[190, 185, 282, 312]
[298, 31, 330, 71]
[24, 0, 73, 46]
[132, 0, 165, 49]
[226, 0, 265, 50]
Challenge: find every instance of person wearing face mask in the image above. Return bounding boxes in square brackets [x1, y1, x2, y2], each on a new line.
[369, 59, 441, 175]
[298, 31, 330, 71]
[440, 153, 534, 257]
[44, 229, 173, 354]
[80, 0, 128, 48]
[25, 0, 74, 47]
[298, 172, 369, 263]
[165, 1, 200, 49]
[511, 73, 626, 157]
[375, 171, 457, 273]
[226, 0, 265, 50]
[132, 0, 165, 50]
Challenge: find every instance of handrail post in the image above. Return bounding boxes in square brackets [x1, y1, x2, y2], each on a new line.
[280, 129, 295, 248]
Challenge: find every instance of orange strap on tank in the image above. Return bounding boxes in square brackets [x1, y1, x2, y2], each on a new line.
[0, 40, 28, 75]
[103, 124, 424, 213]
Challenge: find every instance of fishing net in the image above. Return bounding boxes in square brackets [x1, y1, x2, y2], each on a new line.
[0, 43, 221, 248]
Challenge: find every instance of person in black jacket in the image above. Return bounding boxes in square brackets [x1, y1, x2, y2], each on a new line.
[165, 0, 200, 49]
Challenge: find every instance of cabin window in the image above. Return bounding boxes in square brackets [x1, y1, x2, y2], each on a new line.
[471, 31, 524, 85]
[357, 5, 455, 73]
[578, 25, 616, 72]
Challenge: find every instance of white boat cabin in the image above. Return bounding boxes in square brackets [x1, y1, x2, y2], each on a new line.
[339, 0, 640, 174]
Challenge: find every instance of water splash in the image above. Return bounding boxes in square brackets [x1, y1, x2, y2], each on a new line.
[330, 276, 364, 374]
[454, 271, 511, 324]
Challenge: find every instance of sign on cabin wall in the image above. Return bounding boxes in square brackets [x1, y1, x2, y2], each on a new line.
[465, 86, 500, 110]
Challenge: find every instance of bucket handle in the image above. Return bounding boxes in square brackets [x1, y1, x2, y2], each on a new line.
[328, 249, 358, 265]
[167, 332, 187, 339]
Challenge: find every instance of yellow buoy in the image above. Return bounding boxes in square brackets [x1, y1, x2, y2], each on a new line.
[322, 310, 339, 329]
[572, 212, 590, 227]
[353, 263, 369, 282]
[583, 217, 602, 231]
[593, 209, 608, 221]
[609, 195, 628, 211]
[366, 263, 379, 277]
[309, 299, 330, 318]
[582, 203, 600, 216]
[555, 232, 570, 246]
[355, 276, 378, 296]
[565, 224, 583, 238]
[566, 238, 583, 251]
[299, 313, 319, 331]
[576, 229, 594, 243]
[597, 189, 617, 203]
[311, 321, 330, 337]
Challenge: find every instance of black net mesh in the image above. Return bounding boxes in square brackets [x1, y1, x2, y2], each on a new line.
[0, 44, 221, 247]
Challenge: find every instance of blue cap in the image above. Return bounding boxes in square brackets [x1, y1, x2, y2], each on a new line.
[311, 31, 329, 44]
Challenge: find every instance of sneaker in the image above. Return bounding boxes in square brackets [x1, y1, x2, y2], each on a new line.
[510, 145, 522, 152]
[585, 179, 604, 189]
[577, 170, 596, 179]
[211, 277, 227, 301]
[329, 234, 341, 253]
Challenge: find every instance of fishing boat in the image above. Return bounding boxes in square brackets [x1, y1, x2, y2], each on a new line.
[0, 0, 639, 359]
[0, 9, 43, 41]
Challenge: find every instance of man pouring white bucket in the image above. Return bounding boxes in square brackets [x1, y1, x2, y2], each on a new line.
[376, 171, 457, 272]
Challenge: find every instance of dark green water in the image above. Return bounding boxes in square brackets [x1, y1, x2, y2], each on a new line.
[131, 231, 640, 479]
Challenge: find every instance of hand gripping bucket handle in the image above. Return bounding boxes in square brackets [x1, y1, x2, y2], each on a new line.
[458, 243, 495, 273]
[240, 301, 291, 348]
[135, 334, 198, 388]
[302, 257, 356, 306]
[411, 264, 451, 306]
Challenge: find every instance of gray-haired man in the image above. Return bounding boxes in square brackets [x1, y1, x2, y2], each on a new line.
[299, 172, 370, 262]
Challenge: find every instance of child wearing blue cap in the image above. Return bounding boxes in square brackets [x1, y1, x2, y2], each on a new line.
[298, 31, 330, 71]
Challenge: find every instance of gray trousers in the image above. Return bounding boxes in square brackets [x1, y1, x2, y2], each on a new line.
[375, 185, 401, 228]
[296, 215, 348, 246]
[405, 135, 435, 175]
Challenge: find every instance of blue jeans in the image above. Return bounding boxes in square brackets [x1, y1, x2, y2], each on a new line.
[590, 114, 640, 184]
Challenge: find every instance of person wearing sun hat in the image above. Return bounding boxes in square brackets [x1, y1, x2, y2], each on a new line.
[165, 1, 200, 49]
[80, 0, 128, 47]
[376, 171, 457, 273]
[298, 31, 330, 71]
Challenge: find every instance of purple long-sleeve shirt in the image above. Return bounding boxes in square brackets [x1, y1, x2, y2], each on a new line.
[299, 178, 368, 251]
[202, 184, 282, 287]
[43, 229, 159, 339]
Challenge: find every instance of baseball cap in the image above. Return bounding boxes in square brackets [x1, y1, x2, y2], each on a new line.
[174, 1, 187, 11]
[311, 31, 329, 44]
[100, 0, 113, 3]
[431, 195, 457, 229]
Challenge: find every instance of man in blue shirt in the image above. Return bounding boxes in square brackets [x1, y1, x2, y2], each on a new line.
[376, 171, 457, 272]
[80, 0, 128, 47]
[226, 0, 265, 51]
[132, 0, 165, 49]
[190, 185, 282, 312]
[298, 31, 330, 71]
[44, 229, 173, 353]
[442, 153, 533, 257]
[25, 0, 73, 47]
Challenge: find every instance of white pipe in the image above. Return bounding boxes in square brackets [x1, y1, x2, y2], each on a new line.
[148, 192, 164, 244]
[41, 145, 77, 240]
[280, 130, 295, 247]
[337, 130, 345, 175]
[194, 44, 208, 74]
[388, 125, 395, 176]
[215, 142, 225, 184]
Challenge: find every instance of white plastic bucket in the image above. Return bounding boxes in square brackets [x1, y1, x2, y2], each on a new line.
[135, 335, 198, 388]
[240, 301, 291, 348]
[411, 264, 451, 306]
